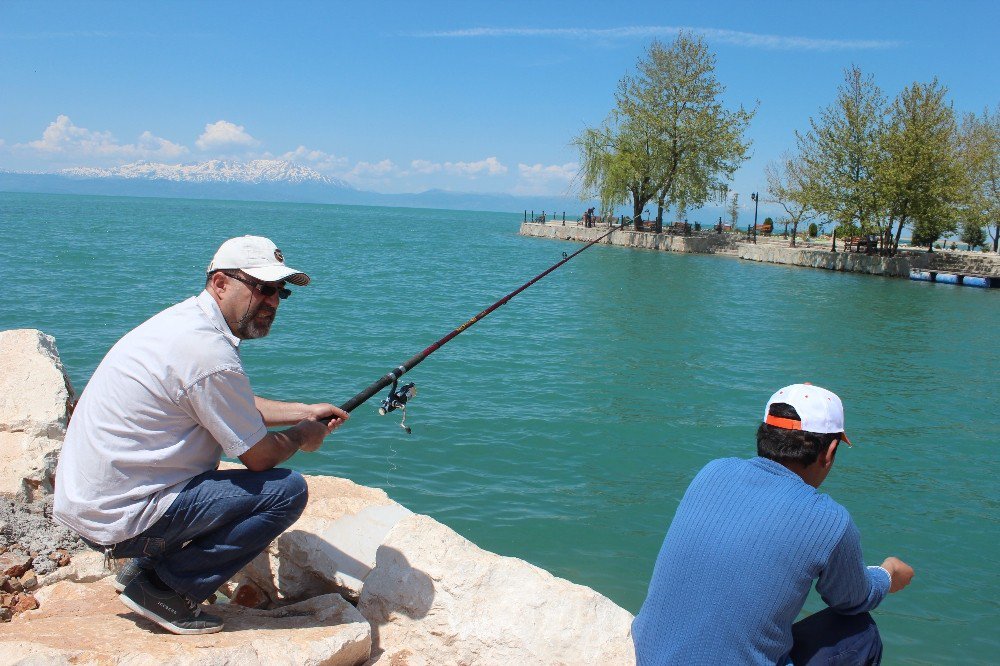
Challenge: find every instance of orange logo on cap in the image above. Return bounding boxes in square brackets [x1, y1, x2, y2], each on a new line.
[274, 249, 284, 263]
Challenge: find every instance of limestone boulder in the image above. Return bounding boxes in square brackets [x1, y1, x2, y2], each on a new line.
[0, 579, 371, 665]
[226, 468, 412, 605]
[0, 329, 75, 500]
[358, 514, 635, 666]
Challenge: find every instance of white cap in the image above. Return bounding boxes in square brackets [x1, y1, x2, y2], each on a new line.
[207, 236, 310, 286]
[763, 383, 852, 445]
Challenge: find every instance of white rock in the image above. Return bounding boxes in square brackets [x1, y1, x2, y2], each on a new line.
[0, 329, 74, 500]
[0, 579, 371, 666]
[229, 470, 412, 604]
[358, 514, 635, 666]
[37, 550, 108, 588]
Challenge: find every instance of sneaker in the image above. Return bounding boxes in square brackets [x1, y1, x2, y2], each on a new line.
[113, 559, 144, 593]
[119, 571, 224, 635]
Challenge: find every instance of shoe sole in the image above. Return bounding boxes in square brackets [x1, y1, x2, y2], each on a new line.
[118, 593, 224, 635]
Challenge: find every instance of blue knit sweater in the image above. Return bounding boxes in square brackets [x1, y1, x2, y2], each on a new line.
[632, 457, 890, 665]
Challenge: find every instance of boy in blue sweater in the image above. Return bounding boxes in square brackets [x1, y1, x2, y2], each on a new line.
[633, 383, 913, 665]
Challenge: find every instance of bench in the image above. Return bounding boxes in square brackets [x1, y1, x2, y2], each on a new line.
[844, 235, 879, 253]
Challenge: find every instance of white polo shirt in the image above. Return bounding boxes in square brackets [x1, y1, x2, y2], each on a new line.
[54, 290, 268, 545]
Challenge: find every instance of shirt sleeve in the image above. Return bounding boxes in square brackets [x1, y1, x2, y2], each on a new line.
[177, 367, 267, 458]
[816, 519, 890, 615]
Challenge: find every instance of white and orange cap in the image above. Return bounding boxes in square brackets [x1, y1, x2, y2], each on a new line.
[207, 235, 310, 286]
[763, 383, 852, 446]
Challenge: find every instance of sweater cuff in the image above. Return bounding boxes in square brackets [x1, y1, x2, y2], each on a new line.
[869, 565, 892, 594]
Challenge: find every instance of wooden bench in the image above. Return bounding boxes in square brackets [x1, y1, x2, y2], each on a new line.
[844, 235, 879, 253]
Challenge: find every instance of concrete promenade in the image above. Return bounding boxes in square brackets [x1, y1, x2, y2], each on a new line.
[519, 222, 1000, 280]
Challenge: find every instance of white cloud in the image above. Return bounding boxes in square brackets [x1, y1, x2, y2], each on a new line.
[281, 145, 350, 174]
[349, 159, 399, 177]
[446, 156, 507, 176]
[514, 161, 579, 195]
[195, 120, 258, 151]
[408, 156, 507, 178]
[135, 130, 187, 158]
[415, 26, 900, 51]
[410, 159, 442, 174]
[18, 115, 188, 161]
[518, 161, 577, 181]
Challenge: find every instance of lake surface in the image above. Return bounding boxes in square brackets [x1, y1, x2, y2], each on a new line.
[3, 191, 997, 663]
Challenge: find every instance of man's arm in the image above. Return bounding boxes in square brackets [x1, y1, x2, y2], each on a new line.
[239, 409, 348, 472]
[816, 521, 913, 615]
[240, 400, 350, 472]
[254, 396, 345, 427]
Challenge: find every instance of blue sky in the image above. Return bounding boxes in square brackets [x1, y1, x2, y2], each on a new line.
[2, 0, 998, 211]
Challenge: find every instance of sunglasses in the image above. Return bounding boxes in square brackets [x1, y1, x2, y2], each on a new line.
[220, 272, 291, 300]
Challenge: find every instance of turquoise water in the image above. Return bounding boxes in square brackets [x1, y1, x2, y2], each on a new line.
[3, 192, 997, 663]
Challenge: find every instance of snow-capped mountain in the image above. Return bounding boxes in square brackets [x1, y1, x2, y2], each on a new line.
[2, 161, 588, 213]
[62, 159, 352, 189]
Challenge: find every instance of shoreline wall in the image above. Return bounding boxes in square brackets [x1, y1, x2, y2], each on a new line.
[519, 222, 1000, 280]
[519, 221, 737, 254]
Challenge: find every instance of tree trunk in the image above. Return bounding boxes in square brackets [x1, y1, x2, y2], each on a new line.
[892, 215, 907, 256]
[791, 221, 798, 247]
[993, 223, 999, 252]
[633, 201, 644, 222]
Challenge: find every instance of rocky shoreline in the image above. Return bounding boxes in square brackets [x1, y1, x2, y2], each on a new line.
[0, 328, 634, 665]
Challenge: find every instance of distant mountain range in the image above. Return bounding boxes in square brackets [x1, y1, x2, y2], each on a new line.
[62, 159, 353, 188]
[0, 159, 587, 215]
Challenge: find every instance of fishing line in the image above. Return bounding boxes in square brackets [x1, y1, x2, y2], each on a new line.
[384, 438, 398, 488]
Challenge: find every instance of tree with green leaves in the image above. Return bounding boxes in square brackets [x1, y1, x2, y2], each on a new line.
[881, 79, 964, 254]
[959, 106, 1000, 252]
[796, 66, 886, 239]
[574, 33, 753, 231]
[765, 151, 819, 247]
[960, 219, 986, 250]
[797, 68, 974, 255]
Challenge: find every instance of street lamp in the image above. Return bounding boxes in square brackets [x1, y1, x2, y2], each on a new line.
[751, 192, 759, 244]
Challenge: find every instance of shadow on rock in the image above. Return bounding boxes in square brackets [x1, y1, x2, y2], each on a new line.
[357, 544, 434, 662]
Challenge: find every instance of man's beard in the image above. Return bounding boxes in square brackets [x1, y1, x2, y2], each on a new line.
[236, 302, 276, 339]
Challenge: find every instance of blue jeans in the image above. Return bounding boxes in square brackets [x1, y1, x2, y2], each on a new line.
[91, 467, 308, 603]
[790, 608, 883, 665]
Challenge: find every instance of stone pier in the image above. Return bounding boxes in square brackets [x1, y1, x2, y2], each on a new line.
[519, 222, 1000, 280]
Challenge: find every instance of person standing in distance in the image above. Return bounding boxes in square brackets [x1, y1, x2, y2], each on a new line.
[54, 235, 349, 635]
[632, 383, 914, 665]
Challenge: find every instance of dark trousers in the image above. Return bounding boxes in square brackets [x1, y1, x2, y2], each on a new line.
[87, 467, 308, 603]
[790, 608, 883, 665]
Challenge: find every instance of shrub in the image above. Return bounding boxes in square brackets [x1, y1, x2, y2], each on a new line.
[808, 223, 819, 237]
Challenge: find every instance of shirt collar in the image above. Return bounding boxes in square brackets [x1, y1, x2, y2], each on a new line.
[196, 289, 242, 348]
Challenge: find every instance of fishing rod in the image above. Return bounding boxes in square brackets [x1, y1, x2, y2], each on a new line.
[331, 220, 630, 433]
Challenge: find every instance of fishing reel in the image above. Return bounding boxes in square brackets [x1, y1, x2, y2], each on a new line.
[379, 379, 416, 434]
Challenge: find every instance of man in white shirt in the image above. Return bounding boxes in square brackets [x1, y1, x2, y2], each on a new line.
[54, 235, 349, 635]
